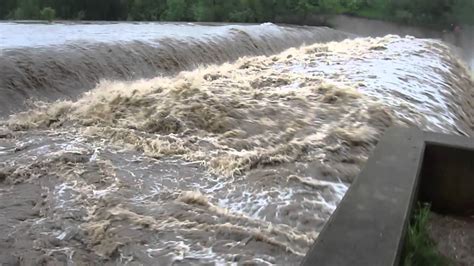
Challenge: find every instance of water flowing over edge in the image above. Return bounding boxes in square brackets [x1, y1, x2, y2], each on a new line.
[0, 34, 473, 265]
[0, 23, 351, 117]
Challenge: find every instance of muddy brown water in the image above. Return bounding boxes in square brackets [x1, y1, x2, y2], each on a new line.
[0, 22, 351, 117]
[0, 23, 473, 265]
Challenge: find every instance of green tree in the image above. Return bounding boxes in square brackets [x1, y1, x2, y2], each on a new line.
[76, 10, 86, 20]
[451, 0, 474, 25]
[193, 0, 215, 22]
[319, 0, 343, 13]
[229, 8, 254, 22]
[162, 0, 187, 21]
[13, 7, 26, 19]
[0, 0, 18, 19]
[13, 0, 40, 19]
[0, 0, 472, 26]
[295, 0, 317, 18]
[40, 6, 56, 22]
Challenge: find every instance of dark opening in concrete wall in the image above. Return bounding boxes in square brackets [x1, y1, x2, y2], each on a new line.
[302, 128, 474, 266]
[419, 143, 474, 216]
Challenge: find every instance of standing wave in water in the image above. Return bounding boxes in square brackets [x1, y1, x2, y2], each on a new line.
[0, 35, 472, 265]
[0, 22, 351, 117]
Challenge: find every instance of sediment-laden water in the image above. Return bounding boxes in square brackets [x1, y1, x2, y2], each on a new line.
[0, 22, 350, 117]
[0, 23, 473, 265]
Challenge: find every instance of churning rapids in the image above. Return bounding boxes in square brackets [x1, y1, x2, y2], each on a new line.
[0, 22, 349, 116]
[0, 22, 473, 265]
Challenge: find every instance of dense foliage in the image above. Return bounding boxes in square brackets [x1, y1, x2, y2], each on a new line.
[0, 0, 472, 27]
[39, 6, 55, 21]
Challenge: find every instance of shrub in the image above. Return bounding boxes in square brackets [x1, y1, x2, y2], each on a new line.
[402, 204, 451, 266]
[13, 8, 25, 19]
[40, 7, 55, 22]
[76, 10, 85, 20]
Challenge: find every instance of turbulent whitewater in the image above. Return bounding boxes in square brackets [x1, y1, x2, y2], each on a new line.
[0, 22, 349, 116]
[0, 26, 473, 265]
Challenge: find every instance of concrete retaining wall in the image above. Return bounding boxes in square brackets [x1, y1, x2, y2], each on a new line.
[302, 127, 474, 266]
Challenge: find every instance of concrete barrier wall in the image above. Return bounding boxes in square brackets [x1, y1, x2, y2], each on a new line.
[302, 127, 474, 266]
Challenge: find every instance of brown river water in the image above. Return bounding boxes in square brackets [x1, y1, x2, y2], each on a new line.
[0, 22, 473, 265]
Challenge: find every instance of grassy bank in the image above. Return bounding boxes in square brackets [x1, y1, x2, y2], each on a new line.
[402, 204, 451, 266]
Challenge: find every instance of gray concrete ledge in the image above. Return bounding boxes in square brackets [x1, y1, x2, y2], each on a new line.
[302, 127, 474, 266]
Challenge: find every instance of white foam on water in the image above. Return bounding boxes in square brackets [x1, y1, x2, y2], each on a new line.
[2, 34, 472, 265]
[287, 36, 470, 134]
[0, 146, 8, 155]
